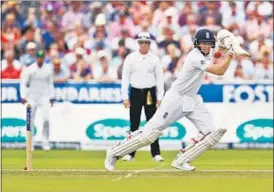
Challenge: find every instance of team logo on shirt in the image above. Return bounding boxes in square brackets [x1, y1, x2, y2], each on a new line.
[201, 60, 205, 65]
[163, 112, 168, 119]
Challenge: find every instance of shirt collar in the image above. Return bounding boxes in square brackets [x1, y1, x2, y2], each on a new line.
[195, 48, 212, 60]
[137, 50, 151, 57]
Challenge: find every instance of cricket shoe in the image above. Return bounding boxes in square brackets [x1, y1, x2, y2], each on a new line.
[171, 161, 196, 171]
[122, 155, 134, 161]
[104, 148, 118, 171]
[153, 155, 164, 162]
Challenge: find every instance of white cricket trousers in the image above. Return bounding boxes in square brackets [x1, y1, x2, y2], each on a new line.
[28, 98, 51, 146]
[143, 88, 215, 135]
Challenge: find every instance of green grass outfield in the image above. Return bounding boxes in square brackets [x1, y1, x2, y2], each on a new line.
[2, 150, 273, 192]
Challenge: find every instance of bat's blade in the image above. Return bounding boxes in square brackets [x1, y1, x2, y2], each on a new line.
[233, 44, 252, 58]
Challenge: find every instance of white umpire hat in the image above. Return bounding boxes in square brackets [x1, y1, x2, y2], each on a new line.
[136, 32, 153, 43]
[26, 42, 37, 50]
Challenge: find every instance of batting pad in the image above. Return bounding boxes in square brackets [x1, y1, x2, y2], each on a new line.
[109, 129, 162, 157]
[173, 129, 227, 165]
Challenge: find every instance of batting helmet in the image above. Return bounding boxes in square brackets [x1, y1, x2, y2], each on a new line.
[194, 28, 215, 48]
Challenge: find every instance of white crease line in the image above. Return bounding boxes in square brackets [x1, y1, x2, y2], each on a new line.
[112, 164, 165, 181]
[2, 169, 273, 173]
[112, 170, 139, 182]
[112, 170, 139, 181]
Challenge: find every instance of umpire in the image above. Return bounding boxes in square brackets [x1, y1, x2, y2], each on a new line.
[121, 32, 164, 162]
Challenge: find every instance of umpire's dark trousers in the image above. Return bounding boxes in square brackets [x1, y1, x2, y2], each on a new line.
[129, 86, 161, 157]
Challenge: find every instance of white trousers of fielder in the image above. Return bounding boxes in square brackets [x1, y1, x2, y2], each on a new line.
[28, 98, 51, 148]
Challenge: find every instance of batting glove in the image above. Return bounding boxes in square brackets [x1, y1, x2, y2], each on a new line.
[227, 46, 235, 58]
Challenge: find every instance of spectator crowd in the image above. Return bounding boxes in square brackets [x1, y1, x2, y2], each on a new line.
[1, 1, 273, 87]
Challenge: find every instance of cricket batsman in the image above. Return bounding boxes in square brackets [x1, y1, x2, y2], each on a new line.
[105, 28, 250, 171]
[20, 50, 54, 150]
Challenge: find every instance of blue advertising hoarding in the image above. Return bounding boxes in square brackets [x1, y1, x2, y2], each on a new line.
[1, 80, 272, 104]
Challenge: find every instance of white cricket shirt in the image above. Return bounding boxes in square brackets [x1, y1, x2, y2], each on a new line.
[122, 50, 164, 100]
[20, 62, 54, 101]
[171, 48, 213, 96]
